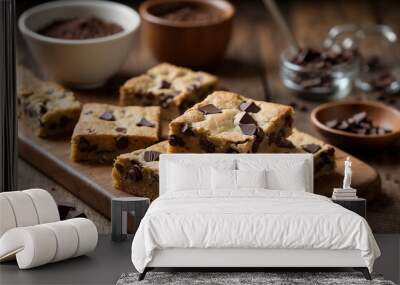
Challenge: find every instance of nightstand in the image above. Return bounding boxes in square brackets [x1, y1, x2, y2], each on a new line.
[331, 198, 366, 218]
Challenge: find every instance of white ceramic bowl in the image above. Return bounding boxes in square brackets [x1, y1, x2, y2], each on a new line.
[19, 0, 140, 89]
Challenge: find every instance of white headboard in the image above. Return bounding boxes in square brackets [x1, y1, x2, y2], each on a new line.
[159, 154, 314, 195]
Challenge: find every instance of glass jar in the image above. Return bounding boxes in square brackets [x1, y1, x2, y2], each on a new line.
[280, 47, 359, 101]
[325, 24, 400, 94]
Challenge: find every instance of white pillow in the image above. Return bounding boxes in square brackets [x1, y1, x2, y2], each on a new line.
[238, 159, 310, 192]
[167, 160, 235, 192]
[211, 169, 267, 190]
[211, 168, 236, 190]
[237, 169, 267, 189]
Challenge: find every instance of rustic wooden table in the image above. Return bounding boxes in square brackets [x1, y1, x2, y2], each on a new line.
[17, 0, 400, 233]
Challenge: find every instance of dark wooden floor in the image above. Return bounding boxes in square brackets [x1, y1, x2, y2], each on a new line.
[16, 0, 400, 232]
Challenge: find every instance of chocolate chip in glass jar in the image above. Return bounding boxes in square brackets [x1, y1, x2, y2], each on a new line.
[116, 136, 129, 149]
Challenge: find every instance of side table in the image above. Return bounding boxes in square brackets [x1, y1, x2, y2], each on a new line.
[331, 198, 366, 218]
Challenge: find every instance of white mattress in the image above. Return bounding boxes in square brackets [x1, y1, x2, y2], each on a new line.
[131, 190, 380, 273]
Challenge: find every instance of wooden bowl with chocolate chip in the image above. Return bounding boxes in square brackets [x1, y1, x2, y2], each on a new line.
[139, 0, 234, 68]
[311, 101, 400, 150]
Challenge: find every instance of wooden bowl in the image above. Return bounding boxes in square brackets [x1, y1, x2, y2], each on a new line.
[311, 101, 400, 150]
[139, 0, 234, 68]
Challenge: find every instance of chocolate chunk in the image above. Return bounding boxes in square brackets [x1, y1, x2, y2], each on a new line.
[302, 144, 321, 154]
[325, 119, 339, 129]
[127, 165, 142, 181]
[114, 163, 125, 173]
[198, 104, 222, 115]
[168, 135, 185, 147]
[116, 136, 129, 149]
[199, 138, 215, 153]
[239, 123, 257, 136]
[276, 138, 295, 148]
[115, 127, 127, 134]
[239, 101, 260, 113]
[181, 123, 194, 136]
[144, 151, 161, 162]
[239, 113, 257, 125]
[99, 111, 115, 121]
[160, 80, 171, 89]
[352, 112, 367, 124]
[136, 118, 155, 128]
[78, 137, 97, 152]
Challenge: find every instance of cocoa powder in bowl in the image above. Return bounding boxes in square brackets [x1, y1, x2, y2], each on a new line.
[38, 16, 123, 40]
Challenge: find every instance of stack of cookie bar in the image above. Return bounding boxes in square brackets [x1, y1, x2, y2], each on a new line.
[17, 63, 336, 202]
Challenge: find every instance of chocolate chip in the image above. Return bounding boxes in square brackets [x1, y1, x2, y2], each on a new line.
[199, 138, 215, 152]
[160, 94, 174, 108]
[239, 113, 257, 125]
[160, 80, 171, 89]
[115, 127, 127, 134]
[352, 112, 367, 124]
[239, 123, 257, 136]
[115, 163, 125, 173]
[116, 136, 129, 149]
[239, 101, 260, 113]
[198, 104, 222, 115]
[168, 135, 185, 147]
[144, 151, 161, 162]
[325, 119, 339, 129]
[181, 123, 194, 136]
[78, 137, 97, 152]
[136, 118, 155, 128]
[59, 116, 70, 128]
[127, 165, 142, 181]
[276, 138, 295, 148]
[99, 111, 115, 121]
[302, 144, 321, 154]
[39, 104, 47, 114]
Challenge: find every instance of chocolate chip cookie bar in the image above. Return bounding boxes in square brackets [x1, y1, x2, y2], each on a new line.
[18, 87, 81, 137]
[271, 129, 336, 177]
[168, 91, 294, 153]
[71, 103, 160, 163]
[112, 141, 168, 200]
[119, 63, 218, 121]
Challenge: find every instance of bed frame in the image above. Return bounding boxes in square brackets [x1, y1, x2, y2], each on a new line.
[138, 154, 371, 281]
[140, 248, 371, 280]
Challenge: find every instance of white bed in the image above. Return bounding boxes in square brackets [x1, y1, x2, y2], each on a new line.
[131, 154, 380, 280]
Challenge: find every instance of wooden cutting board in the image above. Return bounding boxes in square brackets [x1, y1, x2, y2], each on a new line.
[17, 68, 381, 219]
